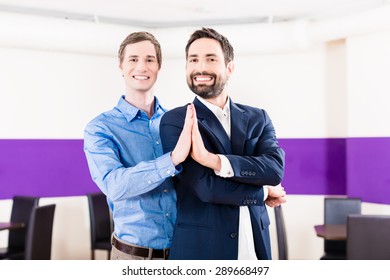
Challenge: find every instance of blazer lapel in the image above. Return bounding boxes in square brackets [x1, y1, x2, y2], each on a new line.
[230, 99, 248, 155]
[193, 98, 232, 154]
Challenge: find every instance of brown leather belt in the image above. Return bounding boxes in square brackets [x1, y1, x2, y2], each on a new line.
[112, 237, 170, 259]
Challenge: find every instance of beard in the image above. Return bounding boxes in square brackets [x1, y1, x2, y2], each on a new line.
[187, 71, 227, 99]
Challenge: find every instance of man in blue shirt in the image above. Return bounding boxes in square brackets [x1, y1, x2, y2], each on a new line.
[84, 32, 194, 260]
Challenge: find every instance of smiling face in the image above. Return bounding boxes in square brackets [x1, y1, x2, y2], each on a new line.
[186, 38, 233, 100]
[119, 40, 160, 95]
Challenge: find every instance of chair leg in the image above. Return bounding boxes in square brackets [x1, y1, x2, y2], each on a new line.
[91, 250, 95, 260]
[107, 249, 111, 260]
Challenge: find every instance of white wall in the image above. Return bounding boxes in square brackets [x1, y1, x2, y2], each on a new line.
[230, 48, 328, 138]
[347, 30, 390, 137]
[0, 48, 122, 139]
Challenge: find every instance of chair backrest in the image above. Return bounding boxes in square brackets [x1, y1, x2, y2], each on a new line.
[323, 197, 361, 255]
[25, 204, 56, 260]
[274, 205, 288, 260]
[8, 196, 40, 250]
[87, 192, 112, 249]
[324, 197, 362, 224]
[347, 214, 390, 260]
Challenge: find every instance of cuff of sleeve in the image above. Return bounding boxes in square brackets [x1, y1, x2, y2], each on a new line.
[263, 185, 269, 201]
[155, 152, 179, 178]
[214, 154, 234, 178]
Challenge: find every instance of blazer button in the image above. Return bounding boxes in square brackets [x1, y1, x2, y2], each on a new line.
[230, 232, 237, 239]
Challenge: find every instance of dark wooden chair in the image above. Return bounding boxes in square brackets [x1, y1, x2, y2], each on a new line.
[274, 205, 288, 260]
[320, 197, 361, 260]
[25, 204, 56, 260]
[0, 195, 40, 260]
[347, 214, 390, 260]
[87, 192, 112, 259]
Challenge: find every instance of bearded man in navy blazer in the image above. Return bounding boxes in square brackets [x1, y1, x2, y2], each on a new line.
[160, 27, 287, 260]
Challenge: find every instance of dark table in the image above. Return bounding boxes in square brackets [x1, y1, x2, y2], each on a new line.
[0, 222, 25, 231]
[314, 224, 347, 241]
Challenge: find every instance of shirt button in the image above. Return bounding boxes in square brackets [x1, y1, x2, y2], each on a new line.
[163, 189, 168, 193]
[156, 141, 160, 145]
[165, 213, 170, 217]
[167, 170, 171, 174]
[230, 232, 237, 238]
[148, 180, 151, 184]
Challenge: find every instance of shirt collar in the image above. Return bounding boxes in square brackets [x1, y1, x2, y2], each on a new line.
[116, 95, 166, 122]
[196, 95, 230, 118]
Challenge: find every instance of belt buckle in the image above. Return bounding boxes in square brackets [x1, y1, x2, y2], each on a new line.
[163, 248, 170, 259]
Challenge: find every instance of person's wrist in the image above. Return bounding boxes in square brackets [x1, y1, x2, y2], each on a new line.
[209, 153, 221, 171]
[171, 150, 180, 166]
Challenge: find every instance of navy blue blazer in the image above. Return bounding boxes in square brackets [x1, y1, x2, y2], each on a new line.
[160, 98, 285, 260]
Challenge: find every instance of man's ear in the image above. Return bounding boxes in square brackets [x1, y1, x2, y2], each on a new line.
[226, 61, 235, 77]
[118, 62, 124, 76]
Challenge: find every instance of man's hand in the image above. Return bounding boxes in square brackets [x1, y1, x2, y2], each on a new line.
[265, 184, 287, 208]
[171, 104, 194, 166]
[190, 104, 221, 171]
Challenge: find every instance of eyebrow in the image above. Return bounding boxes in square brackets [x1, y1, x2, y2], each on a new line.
[187, 53, 217, 58]
[126, 55, 156, 59]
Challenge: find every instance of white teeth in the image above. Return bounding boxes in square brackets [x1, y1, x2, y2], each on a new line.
[195, 77, 212, 82]
[133, 75, 148, 80]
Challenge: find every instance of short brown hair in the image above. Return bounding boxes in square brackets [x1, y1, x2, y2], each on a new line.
[118, 31, 162, 69]
[185, 27, 234, 66]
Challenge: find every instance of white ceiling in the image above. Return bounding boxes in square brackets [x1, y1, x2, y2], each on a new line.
[0, 0, 389, 28]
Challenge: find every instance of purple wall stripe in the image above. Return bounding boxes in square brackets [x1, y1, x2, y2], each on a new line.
[278, 138, 347, 196]
[0, 138, 389, 204]
[0, 139, 99, 199]
[346, 137, 390, 204]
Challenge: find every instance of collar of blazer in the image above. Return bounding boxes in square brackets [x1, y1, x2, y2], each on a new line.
[193, 97, 249, 155]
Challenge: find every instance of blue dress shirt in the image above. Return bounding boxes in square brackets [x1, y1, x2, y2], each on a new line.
[84, 95, 178, 249]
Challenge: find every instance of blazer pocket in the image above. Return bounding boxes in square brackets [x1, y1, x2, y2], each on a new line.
[176, 223, 212, 230]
